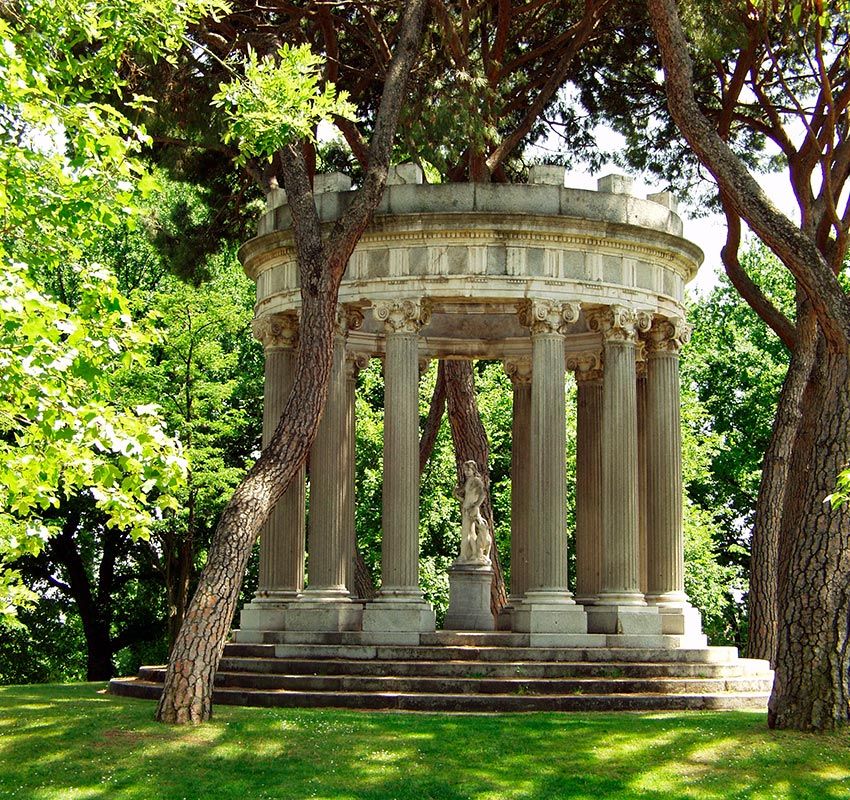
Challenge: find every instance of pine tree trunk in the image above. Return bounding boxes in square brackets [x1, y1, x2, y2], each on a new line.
[155, 0, 427, 724]
[748, 304, 816, 664]
[769, 340, 850, 730]
[443, 360, 508, 614]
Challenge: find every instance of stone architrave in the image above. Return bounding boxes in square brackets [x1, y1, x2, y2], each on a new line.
[645, 316, 704, 640]
[239, 312, 305, 633]
[511, 299, 595, 645]
[287, 306, 365, 632]
[569, 351, 604, 606]
[584, 305, 662, 637]
[361, 299, 436, 642]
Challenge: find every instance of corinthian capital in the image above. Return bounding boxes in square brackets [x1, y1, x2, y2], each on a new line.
[372, 299, 431, 334]
[252, 312, 299, 351]
[335, 304, 365, 337]
[646, 315, 692, 354]
[503, 356, 532, 385]
[585, 304, 641, 344]
[566, 351, 603, 383]
[516, 299, 581, 336]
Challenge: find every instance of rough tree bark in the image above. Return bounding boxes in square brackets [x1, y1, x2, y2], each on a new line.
[747, 298, 816, 665]
[443, 360, 509, 615]
[648, 0, 850, 730]
[155, 0, 427, 724]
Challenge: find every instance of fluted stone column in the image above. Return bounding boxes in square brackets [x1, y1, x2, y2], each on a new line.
[512, 300, 592, 643]
[585, 305, 661, 636]
[239, 313, 306, 634]
[637, 357, 649, 595]
[570, 352, 603, 606]
[496, 357, 532, 629]
[289, 307, 364, 631]
[645, 316, 704, 640]
[362, 300, 435, 641]
[344, 352, 368, 598]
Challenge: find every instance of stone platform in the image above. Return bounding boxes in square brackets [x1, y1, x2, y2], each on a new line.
[110, 631, 772, 713]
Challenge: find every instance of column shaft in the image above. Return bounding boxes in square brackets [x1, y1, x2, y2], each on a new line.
[646, 349, 686, 603]
[258, 337, 304, 598]
[575, 373, 603, 602]
[637, 366, 649, 595]
[529, 333, 569, 593]
[509, 370, 532, 599]
[381, 332, 421, 595]
[343, 355, 361, 597]
[599, 338, 643, 604]
[305, 336, 349, 597]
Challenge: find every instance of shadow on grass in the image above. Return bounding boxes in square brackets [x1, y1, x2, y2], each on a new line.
[1, 684, 849, 800]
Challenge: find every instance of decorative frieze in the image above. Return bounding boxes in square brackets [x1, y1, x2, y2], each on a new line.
[517, 299, 581, 336]
[372, 299, 431, 334]
[252, 312, 299, 351]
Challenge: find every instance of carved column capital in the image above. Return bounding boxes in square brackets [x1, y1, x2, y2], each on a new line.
[517, 299, 581, 336]
[335, 304, 365, 338]
[503, 356, 532, 385]
[645, 316, 692, 354]
[585, 304, 647, 344]
[372, 299, 431, 334]
[252, 312, 299, 351]
[345, 350, 370, 380]
[567, 351, 604, 383]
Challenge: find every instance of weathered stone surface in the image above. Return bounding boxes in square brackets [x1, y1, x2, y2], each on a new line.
[443, 565, 495, 631]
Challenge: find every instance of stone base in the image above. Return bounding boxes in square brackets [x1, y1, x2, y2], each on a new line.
[361, 597, 436, 641]
[512, 591, 589, 635]
[586, 604, 663, 635]
[239, 597, 297, 632]
[653, 603, 704, 637]
[495, 604, 514, 631]
[284, 600, 364, 632]
[443, 564, 495, 631]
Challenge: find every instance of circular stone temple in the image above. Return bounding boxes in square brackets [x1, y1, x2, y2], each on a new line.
[237, 164, 706, 648]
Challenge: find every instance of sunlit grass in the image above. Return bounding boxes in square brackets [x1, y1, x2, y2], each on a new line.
[1, 684, 848, 799]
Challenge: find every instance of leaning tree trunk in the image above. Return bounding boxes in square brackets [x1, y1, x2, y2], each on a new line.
[443, 360, 508, 614]
[769, 339, 850, 730]
[155, 0, 427, 724]
[748, 303, 816, 664]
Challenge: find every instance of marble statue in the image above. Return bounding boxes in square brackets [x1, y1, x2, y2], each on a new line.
[454, 460, 492, 565]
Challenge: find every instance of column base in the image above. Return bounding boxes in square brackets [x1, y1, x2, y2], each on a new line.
[361, 594, 436, 643]
[512, 591, 589, 637]
[586, 604, 662, 635]
[443, 564, 494, 631]
[647, 599, 705, 638]
[239, 592, 300, 631]
[284, 597, 364, 632]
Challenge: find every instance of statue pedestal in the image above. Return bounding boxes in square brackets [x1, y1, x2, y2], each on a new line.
[443, 563, 495, 631]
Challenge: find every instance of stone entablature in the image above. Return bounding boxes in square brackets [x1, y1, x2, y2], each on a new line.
[239, 175, 702, 360]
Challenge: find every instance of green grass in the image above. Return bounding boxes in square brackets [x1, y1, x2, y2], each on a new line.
[1, 684, 849, 800]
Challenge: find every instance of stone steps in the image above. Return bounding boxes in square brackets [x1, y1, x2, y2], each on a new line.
[110, 638, 773, 713]
[225, 641, 741, 664]
[217, 655, 766, 679]
[109, 677, 771, 713]
[135, 666, 771, 696]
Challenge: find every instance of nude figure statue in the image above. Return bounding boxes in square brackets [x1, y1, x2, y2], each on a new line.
[454, 460, 492, 565]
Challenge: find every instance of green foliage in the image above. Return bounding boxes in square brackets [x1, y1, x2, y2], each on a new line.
[0, 0, 226, 622]
[212, 44, 357, 160]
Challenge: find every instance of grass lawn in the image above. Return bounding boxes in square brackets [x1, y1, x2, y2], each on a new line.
[1, 684, 848, 800]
